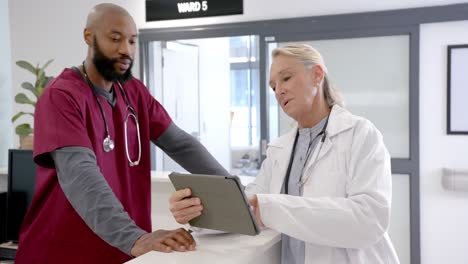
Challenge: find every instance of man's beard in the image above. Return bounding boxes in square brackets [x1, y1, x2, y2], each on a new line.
[92, 36, 133, 83]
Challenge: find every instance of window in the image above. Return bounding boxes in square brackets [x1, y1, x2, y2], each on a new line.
[147, 36, 261, 175]
[229, 36, 260, 148]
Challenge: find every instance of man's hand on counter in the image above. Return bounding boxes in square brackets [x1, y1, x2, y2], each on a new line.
[130, 228, 196, 257]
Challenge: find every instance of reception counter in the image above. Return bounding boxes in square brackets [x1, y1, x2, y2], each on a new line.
[126, 172, 281, 264]
[125, 229, 281, 264]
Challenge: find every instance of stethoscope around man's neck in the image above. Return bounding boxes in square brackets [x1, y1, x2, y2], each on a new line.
[81, 62, 141, 167]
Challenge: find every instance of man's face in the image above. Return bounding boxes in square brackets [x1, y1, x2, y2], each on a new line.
[91, 14, 137, 83]
[92, 35, 133, 83]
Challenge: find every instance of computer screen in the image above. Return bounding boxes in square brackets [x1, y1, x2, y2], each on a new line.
[6, 149, 36, 243]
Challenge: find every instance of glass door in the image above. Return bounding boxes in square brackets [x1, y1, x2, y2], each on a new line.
[147, 36, 261, 175]
[161, 41, 200, 172]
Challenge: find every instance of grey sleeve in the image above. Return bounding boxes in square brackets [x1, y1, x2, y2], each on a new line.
[153, 122, 230, 176]
[51, 146, 147, 256]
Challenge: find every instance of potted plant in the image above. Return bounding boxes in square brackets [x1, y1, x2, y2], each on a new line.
[11, 59, 54, 149]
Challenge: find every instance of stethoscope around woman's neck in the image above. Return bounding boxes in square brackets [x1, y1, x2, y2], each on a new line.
[81, 62, 141, 167]
[284, 109, 331, 194]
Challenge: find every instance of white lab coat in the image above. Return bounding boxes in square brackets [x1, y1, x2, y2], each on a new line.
[245, 105, 400, 264]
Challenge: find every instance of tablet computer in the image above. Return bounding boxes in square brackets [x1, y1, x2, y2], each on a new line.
[168, 172, 260, 236]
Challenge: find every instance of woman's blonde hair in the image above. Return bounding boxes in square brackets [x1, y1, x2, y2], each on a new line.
[272, 44, 344, 107]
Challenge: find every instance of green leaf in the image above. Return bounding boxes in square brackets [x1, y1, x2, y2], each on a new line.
[35, 79, 41, 90]
[15, 93, 36, 106]
[21, 82, 39, 98]
[41, 59, 54, 71]
[40, 78, 47, 89]
[15, 123, 33, 137]
[13, 59, 53, 125]
[11, 111, 34, 123]
[38, 69, 45, 80]
[37, 76, 53, 96]
[16, 60, 37, 75]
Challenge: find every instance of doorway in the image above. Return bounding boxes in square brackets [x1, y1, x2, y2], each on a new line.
[148, 36, 260, 175]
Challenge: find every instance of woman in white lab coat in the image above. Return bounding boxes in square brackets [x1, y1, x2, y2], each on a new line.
[247, 44, 399, 264]
[169, 44, 400, 264]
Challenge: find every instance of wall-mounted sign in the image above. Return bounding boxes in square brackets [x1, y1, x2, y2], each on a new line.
[146, 0, 243, 21]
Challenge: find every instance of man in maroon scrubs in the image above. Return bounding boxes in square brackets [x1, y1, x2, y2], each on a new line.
[15, 3, 229, 264]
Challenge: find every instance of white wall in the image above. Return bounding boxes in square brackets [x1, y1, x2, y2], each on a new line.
[0, 0, 13, 167]
[137, 0, 468, 29]
[420, 20, 468, 264]
[8, 0, 92, 148]
[8, 0, 141, 148]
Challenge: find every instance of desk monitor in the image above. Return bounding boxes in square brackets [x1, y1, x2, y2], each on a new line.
[6, 149, 36, 243]
[169, 172, 260, 236]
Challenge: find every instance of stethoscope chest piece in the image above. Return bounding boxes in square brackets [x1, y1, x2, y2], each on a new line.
[103, 135, 115, 153]
[81, 62, 140, 166]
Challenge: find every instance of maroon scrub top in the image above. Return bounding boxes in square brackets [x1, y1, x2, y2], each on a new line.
[15, 69, 172, 264]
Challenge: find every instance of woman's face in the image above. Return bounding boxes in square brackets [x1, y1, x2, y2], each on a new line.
[269, 55, 319, 121]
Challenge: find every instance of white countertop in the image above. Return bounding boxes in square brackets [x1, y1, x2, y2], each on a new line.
[151, 171, 256, 186]
[125, 229, 280, 264]
[138, 171, 279, 263]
